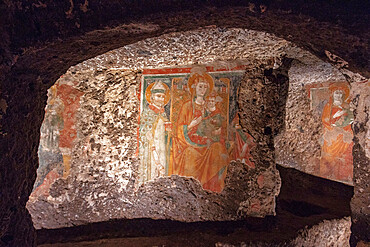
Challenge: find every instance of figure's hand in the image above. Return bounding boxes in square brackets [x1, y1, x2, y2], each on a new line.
[188, 116, 202, 129]
[333, 110, 345, 118]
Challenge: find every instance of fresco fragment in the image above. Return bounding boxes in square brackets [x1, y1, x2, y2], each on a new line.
[139, 66, 255, 192]
[308, 82, 354, 184]
[31, 83, 82, 199]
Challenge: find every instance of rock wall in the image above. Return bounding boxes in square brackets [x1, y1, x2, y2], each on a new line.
[1, 1, 369, 246]
[25, 28, 360, 230]
[28, 64, 283, 229]
[215, 217, 352, 247]
[350, 80, 370, 245]
[275, 56, 356, 185]
[290, 217, 352, 247]
[28, 28, 290, 228]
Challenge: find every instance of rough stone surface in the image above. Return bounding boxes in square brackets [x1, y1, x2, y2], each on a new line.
[35, 165, 354, 246]
[237, 58, 292, 217]
[36, 216, 352, 247]
[25, 27, 366, 233]
[215, 218, 352, 247]
[350, 80, 370, 245]
[27, 27, 353, 230]
[290, 217, 351, 247]
[27, 28, 292, 228]
[74, 28, 291, 71]
[36, 215, 352, 247]
[1, 1, 369, 246]
[274, 56, 347, 177]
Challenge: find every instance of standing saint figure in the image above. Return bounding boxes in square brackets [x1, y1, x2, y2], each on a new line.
[170, 72, 229, 192]
[139, 81, 171, 183]
[320, 84, 354, 183]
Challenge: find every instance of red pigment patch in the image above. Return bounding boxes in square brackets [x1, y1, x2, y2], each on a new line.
[143, 65, 250, 75]
[31, 170, 60, 198]
[57, 84, 83, 149]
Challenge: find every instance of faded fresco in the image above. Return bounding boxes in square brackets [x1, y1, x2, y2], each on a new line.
[308, 82, 354, 184]
[139, 66, 255, 192]
[31, 82, 82, 199]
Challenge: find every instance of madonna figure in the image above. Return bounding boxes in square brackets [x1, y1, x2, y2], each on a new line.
[171, 72, 229, 192]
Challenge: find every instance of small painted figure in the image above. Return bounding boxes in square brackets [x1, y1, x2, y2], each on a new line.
[320, 84, 353, 184]
[196, 91, 225, 144]
[139, 81, 171, 183]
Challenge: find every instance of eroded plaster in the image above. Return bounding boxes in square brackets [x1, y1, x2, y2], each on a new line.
[27, 27, 357, 229]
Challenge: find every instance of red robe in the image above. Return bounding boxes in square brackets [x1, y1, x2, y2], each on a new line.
[320, 103, 353, 183]
[170, 100, 229, 192]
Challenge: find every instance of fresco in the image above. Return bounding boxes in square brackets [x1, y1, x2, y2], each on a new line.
[139, 66, 255, 192]
[307, 82, 353, 184]
[31, 82, 82, 199]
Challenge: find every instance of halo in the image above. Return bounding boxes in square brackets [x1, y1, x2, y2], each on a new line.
[329, 82, 350, 102]
[145, 81, 171, 105]
[188, 72, 214, 96]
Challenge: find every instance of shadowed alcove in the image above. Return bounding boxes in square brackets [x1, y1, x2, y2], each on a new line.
[0, 1, 368, 246]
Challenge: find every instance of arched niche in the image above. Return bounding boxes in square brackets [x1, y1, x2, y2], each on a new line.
[1, 3, 368, 246]
[26, 28, 359, 231]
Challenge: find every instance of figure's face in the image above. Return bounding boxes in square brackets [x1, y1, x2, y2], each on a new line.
[152, 93, 165, 107]
[207, 97, 216, 109]
[333, 90, 344, 103]
[196, 80, 208, 97]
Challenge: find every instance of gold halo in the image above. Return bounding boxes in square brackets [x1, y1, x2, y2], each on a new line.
[188, 73, 214, 96]
[329, 83, 350, 102]
[145, 82, 171, 105]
